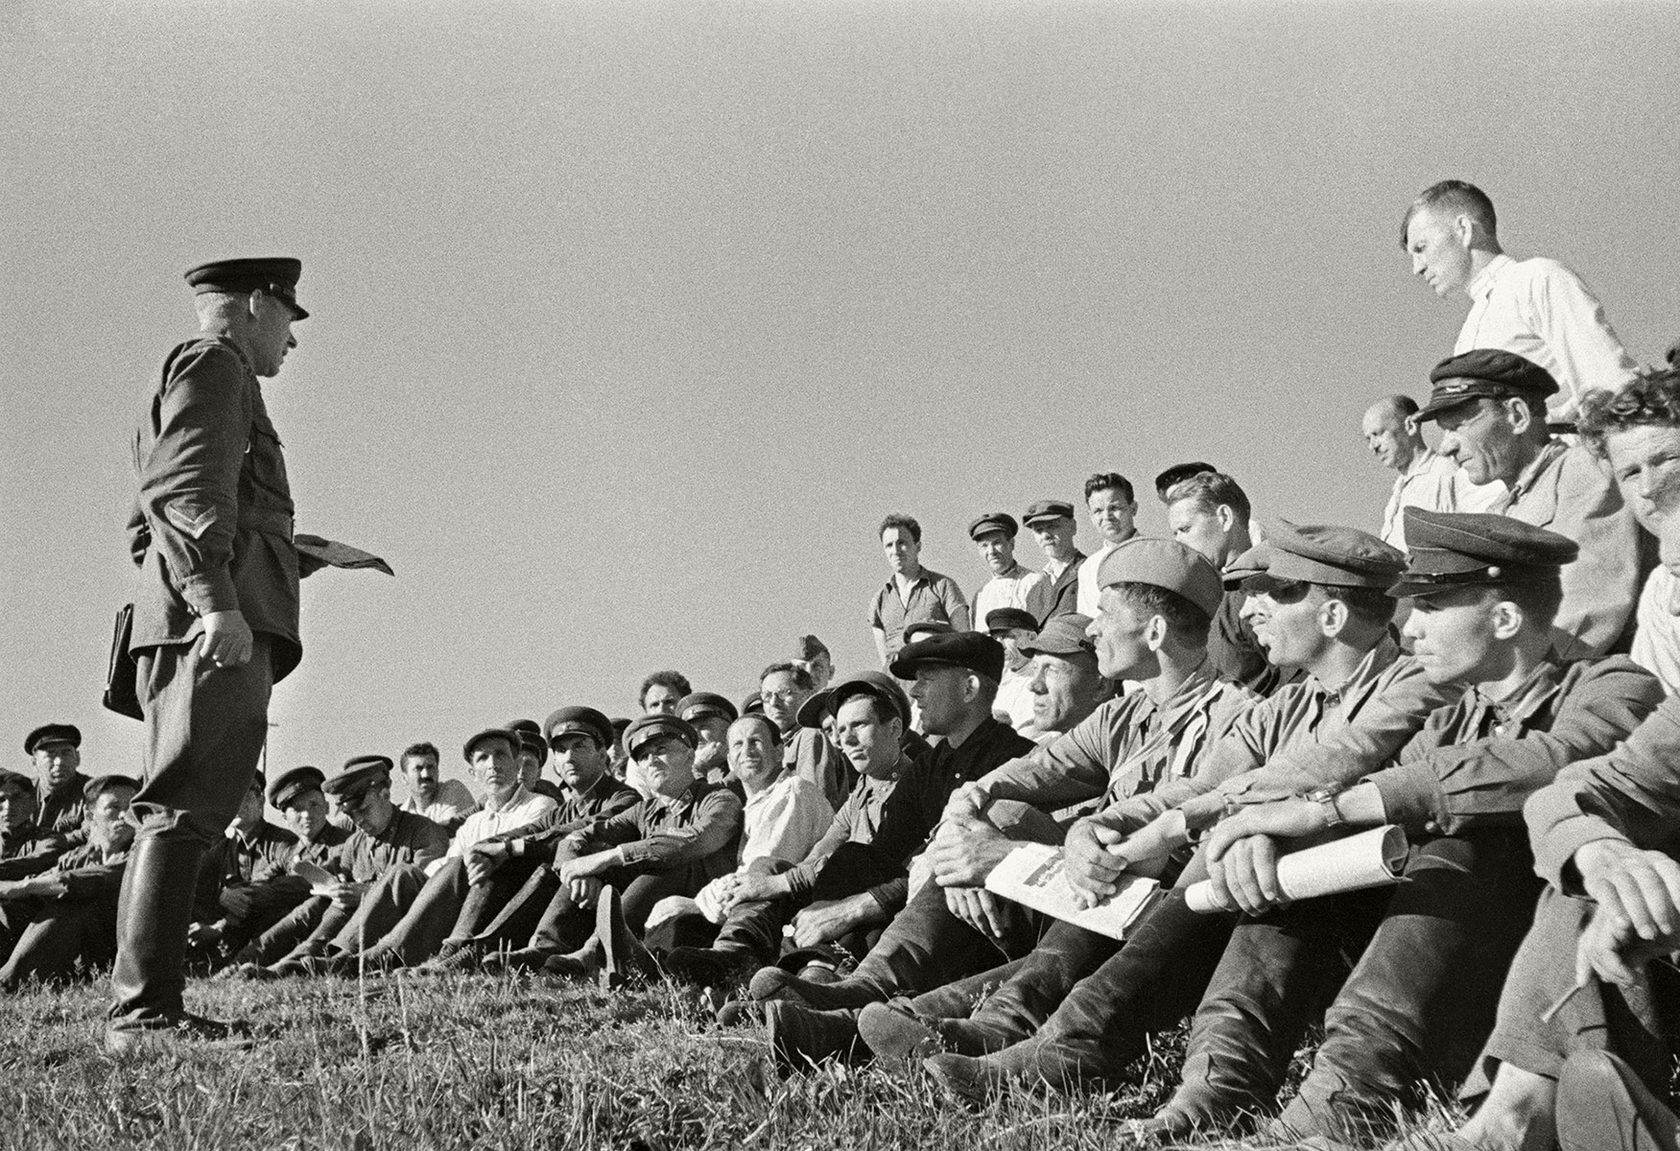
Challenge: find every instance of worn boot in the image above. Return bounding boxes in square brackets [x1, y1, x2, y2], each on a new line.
[596, 885, 659, 989]
[106, 831, 251, 1055]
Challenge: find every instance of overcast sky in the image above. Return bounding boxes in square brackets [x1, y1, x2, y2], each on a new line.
[3, 1, 1676, 787]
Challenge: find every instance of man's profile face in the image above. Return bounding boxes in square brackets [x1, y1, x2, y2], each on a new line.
[1028, 652, 1101, 733]
[551, 733, 608, 793]
[1405, 206, 1474, 297]
[1605, 424, 1680, 533]
[1402, 589, 1501, 685]
[469, 738, 521, 796]
[1167, 499, 1230, 566]
[281, 790, 330, 842]
[998, 627, 1036, 672]
[401, 754, 440, 802]
[248, 291, 300, 378]
[907, 665, 971, 736]
[33, 742, 80, 790]
[882, 527, 920, 575]
[1241, 582, 1329, 671]
[1088, 589, 1154, 680]
[1362, 407, 1413, 472]
[633, 735, 695, 799]
[974, 531, 1015, 575]
[1086, 488, 1137, 546]
[1029, 518, 1077, 561]
[1436, 398, 1521, 487]
[641, 684, 682, 715]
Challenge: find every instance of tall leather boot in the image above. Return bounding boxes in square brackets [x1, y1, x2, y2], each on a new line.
[106, 829, 247, 1054]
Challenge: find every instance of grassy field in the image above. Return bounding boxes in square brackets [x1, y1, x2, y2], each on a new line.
[2, 972, 1447, 1151]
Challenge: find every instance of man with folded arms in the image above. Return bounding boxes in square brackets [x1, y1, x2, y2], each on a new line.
[756, 543, 1255, 1065]
[469, 714, 742, 978]
[1103, 510, 1661, 1147]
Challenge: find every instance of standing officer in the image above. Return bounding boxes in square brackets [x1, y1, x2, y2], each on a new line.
[110, 257, 310, 1052]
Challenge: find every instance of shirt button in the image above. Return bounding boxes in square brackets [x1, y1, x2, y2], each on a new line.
[1494, 725, 1506, 736]
[1424, 820, 1439, 833]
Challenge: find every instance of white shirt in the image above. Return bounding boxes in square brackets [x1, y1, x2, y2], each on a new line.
[1456, 253, 1638, 422]
[1378, 448, 1502, 548]
[993, 667, 1038, 733]
[973, 562, 1051, 629]
[433, 785, 556, 873]
[1632, 564, 1680, 697]
[1076, 540, 1124, 618]
[399, 778, 478, 826]
[738, 772, 834, 870]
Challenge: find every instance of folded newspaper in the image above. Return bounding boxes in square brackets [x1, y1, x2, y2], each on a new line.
[290, 859, 340, 897]
[984, 843, 1161, 941]
[1183, 824, 1409, 913]
[294, 533, 395, 576]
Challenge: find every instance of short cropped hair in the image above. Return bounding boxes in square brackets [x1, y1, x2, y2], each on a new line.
[1401, 179, 1497, 246]
[638, 670, 693, 706]
[1165, 471, 1251, 525]
[1083, 472, 1136, 505]
[1492, 576, 1565, 633]
[879, 513, 922, 543]
[1106, 581, 1213, 645]
[1319, 585, 1396, 630]
[1379, 394, 1420, 419]
[732, 712, 783, 746]
[760, 661, 814, 691]
[400, 742, 440, 766]
[1154, 462, 1216, 502]
[1577, 368, 1680, 458]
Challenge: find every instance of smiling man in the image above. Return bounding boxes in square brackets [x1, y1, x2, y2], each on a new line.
[1402, 180, 1636, 423]
[1074, 473, 1141, 618]
[1416, 348, 1642, 658]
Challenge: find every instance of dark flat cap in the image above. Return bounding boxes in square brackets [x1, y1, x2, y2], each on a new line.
[82, 774, 140, 803]
[740, 692, 764, 716]
[505, 718, 547, 766]
[678, 692, 738, 726]
[985, 607, 1040, 635]
[544, 706, 615, 749]
[1019, 614, 1096, 659]
[795, 688, 834, 729]
[248, 769, 267, 794]
[0, 769, 32, 797]
[268, 766, 326, 810]
[1415, 350, 1559, 423]
[323, 755, 393, 797]
[1094, 538, 1224, 617]
[889, 631, 1007, 684]
[1023, 500, 1075, 526]
[623, 713, 698, 758]
[827, 671, 912, 727]
[969, 512, 1019, 540]
[184, 257, 308, 319]
[1389, 509, 1577, 598]
[461, 727, 519, 763]
[1240, 522, 1407, 590]
[901, 620, 955, 645]
[24, 724, 80, 756]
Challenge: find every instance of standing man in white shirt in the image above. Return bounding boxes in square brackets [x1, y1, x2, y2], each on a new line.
[1402, 179, 1638, 423]
[1073, 473, 1140, 619]
[969, 513, 1050, 631]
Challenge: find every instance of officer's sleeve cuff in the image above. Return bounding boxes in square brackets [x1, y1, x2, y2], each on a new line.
[177, 570, 240, 616]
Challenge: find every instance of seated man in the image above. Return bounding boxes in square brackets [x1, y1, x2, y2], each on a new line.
[0, 769, 51, 865]
[312, 723, 572, 972]
[1015, 614, 1114, 749]
[24, 724, 91, 851]
[189, 772, 306, 971]
[509, 720, 565, 804]
[1094, 509, 1663, 1146]
[469, 714, 743, 978]
[249, 756, 449, 976]
[677, 693, 738, 784]
[986, 608, 1042, 733]
[1163, 471, 1280, 693]
[0, 774, 139, 987]
[396, 742, 477, 832]
[761, 662, 850, 808]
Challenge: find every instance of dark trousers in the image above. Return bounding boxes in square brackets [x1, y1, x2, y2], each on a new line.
[112, 636, 273, 1029]
[1468, 886, 1680, 1097]
[528, 867, 701, 952]
[1172, 829, 1543, 1142]
[839, 878, 1036, 998]
[0, 896, 121, 988]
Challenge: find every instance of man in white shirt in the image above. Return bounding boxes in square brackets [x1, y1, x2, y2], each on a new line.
[1361, 394, 1498, 549]
[1074, 472, 1140, 618]
[969, 513, 1050, 630]
[1402, 179, 1637, 423]
[396, 742, 477, 832]
[433, 728, 556, 875]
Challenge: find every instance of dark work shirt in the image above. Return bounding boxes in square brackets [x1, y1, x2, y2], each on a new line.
[1040, 552, 1086, 624]
[567, 778, 743, 885]
[330, 808, 449, 882]
[495, 774, 641, 863]
[36, 775, 91, 849]
[192, 820, 299, 922]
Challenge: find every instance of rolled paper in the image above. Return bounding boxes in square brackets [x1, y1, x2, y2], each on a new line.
[1184, 824, 1409, 913]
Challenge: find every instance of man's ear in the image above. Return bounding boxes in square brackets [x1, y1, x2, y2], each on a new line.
[1318, 596, 1349, 639]
[1490, 599, 1524, 641]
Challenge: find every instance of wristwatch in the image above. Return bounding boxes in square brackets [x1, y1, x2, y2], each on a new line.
[1305, 786, 1345, 829]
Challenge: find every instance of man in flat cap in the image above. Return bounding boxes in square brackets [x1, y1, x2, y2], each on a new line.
[678, 692, 738, 783]
[986, 608, 1043, 733]
[760, 663, 850, 808]
[1161, 472, 1282, 694]
[110, 256, 315, 1048]
[329, 709, 639, 974]
[396, 742, 477, 833]
[1105, 510, 1662, 1146]
[1023, 501, 1086, 624]
[969, 513, 1050, 634]
[24, 725, 92, 851]
[1402, 180, 1636, 423]
[1075, 473, 1141, 619]
[871, 514, 971, 666]
[0, 776, 140, 987]
[1418, 348, 1643, 659]
[1577, 366, 1680, 695]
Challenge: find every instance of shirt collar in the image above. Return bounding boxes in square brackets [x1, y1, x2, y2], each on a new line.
[1508, 438, 1569, 500]
[483, 784, 534, 815]
[1151, 659, 1222, 728]
[1307, 634, 1403, 707]
[1466, 253, 1514, 302]
[1402, 447, 1441, 481]
[1472, 656, 1565, 728]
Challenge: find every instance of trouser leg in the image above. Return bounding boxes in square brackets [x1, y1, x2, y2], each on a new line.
[965, 917, 1123, 1043]
[110, 638, 272, 1030]
[360, 860, 468, 964]
[250, 897, 329, 964]
[328, 865, 427, 955]
[1279, 830, 1544, 1143]
[713, 895, 796, 963]
[841, 879, 1029, 1000]
[1, 901, 111, 987]
[472, 864, 563, 951]
[448, 855, 540, 941]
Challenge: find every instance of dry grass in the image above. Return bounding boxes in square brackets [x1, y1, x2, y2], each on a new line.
[0, 972, 1465, 1151]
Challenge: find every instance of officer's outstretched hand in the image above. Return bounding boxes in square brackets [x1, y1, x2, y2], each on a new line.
[202, 610, 254, 668]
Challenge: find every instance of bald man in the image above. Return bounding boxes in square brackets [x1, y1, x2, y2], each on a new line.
[1362, 394, 1485, 551]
